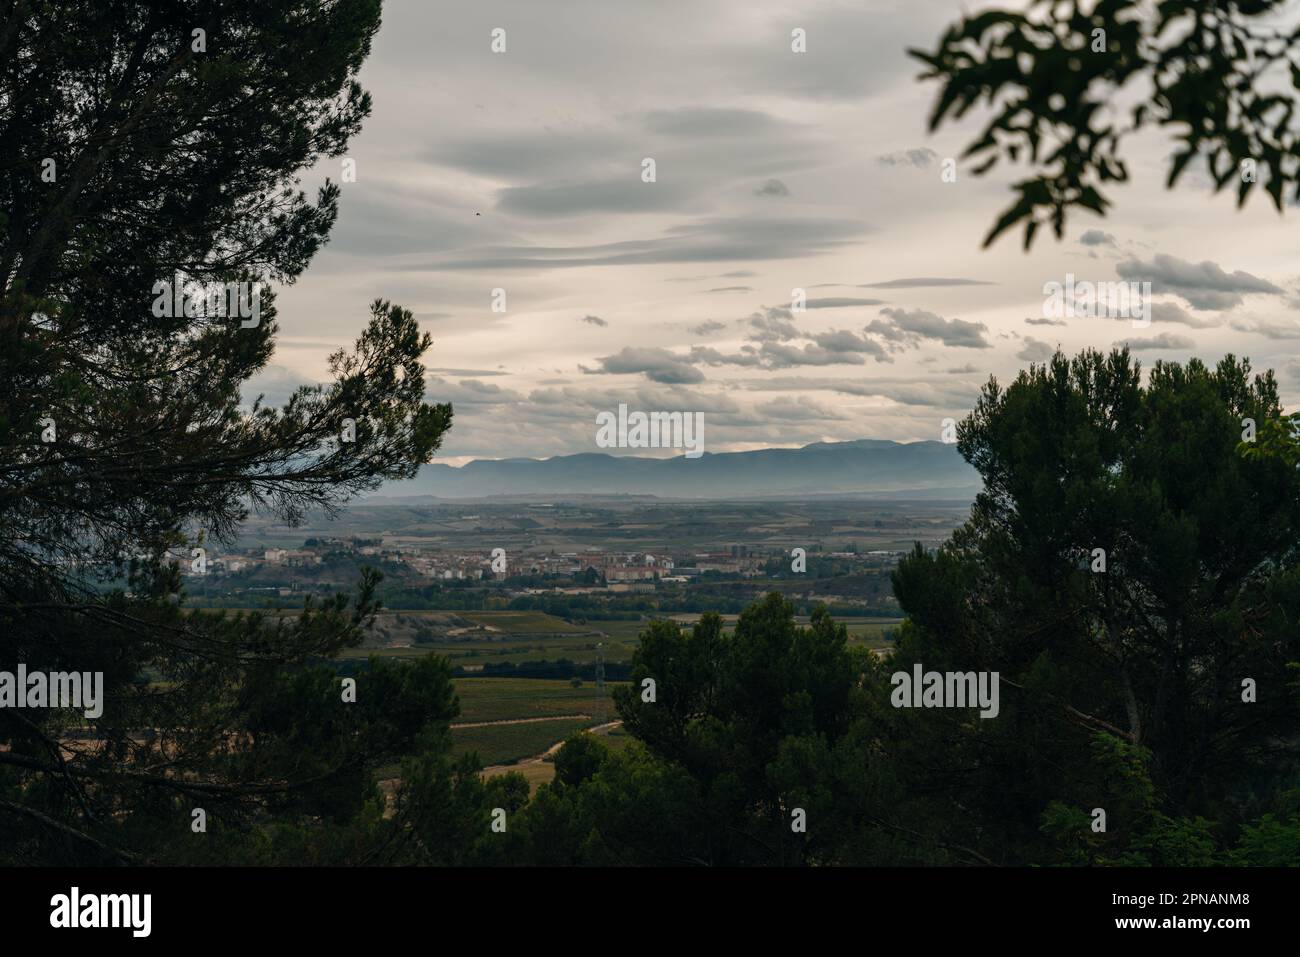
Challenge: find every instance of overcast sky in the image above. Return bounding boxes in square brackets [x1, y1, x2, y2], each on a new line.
[251, 0, 1300, 465]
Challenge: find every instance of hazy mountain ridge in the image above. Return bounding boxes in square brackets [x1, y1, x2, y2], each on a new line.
[389, 439, 981, 499]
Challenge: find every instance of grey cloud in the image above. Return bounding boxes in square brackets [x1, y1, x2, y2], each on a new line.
[800, 297, 888, 309]
[708, 286, 753, 293]
[689, 320, 728, 336]
[694, 340, 882, 370]
[325, 182, 485, 259]
[1025, 316, 1067, 326]
[1116, 333, 1197, 351]
[589, 346, 704, 384]
[859, 277, 996, 288]
[1016, 337, 1056, 362]
[1079, 229, 1117, 247]
[1149, 302, 1219, 328]
[869, 307, 992, 349]
[1228, 317, 1300, 340]
[691, 345, 764, 367]
[730, 5, 955, 101]
[530, 382, 741, 416]
[811, 329, 890, 360]
[427, 129, 623, 180]
[759, 341, 871, 368]
[753, 396, 846, 420]
[754, 178, 791, 197]
[415, 216, 867, 271]
[496, 178, 696, 217]
[241, 364, 316, 409]
[747, 306, 800, 342]
[1116, 254, 1283, 310]
[876, 148, 938, 168]
[580, 314, 609, 327]
[643, 107, 780, 137]
[429, 378, 527, 405]
[741, 376, 977, 407]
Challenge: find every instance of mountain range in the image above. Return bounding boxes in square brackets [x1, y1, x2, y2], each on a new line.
[375, 439, 981, 501]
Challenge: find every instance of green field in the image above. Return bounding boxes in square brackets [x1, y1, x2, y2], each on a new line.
[340, 612, 895, 668]
[452, 718, 593, 767]
[452, 677, 622, 723]
[459, 610, 586, 634]
[335, 609, 643, 667]
[447, 677, 625, 769]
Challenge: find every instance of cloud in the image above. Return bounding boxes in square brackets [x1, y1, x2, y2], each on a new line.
[727, 4, 957, 101]
[758, 341, 872, 368]
[241, 364, 316, 409]
[746, 306, 800, 342]
[753, 395, 846, 420]
[1228, 317, 1300, 339]
[1016, 337, 1056, 362]
[689, 320, 728, 336]
[642, 107, 780, 137]
[496, 178, 697, 217]
[579, 314, 608, 327]
[876, 148, 938, 168]
[690, 345, 764, 367]
[859, 277, 995, 289]
[274, 1, 1300, 461]
[741, 376, 979, 407]
[1116, 333, 1197, 351]
[428, 378, 527, 405]
[799, 297, 888, 309]
[588, 346, 704, 384]
[1079, 229, 1117, 247]
[1149, 301, 1219, 328]
[811, 329, 891, 360]
[868, 307, 992, 349]
[1115, 254, 1283, 310]
[754, 178, 791, 197]
[427, 129, 624, 180]
[415, 216, 868, 271]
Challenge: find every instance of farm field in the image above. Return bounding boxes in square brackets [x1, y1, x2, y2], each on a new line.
[453, 717, 592, 767]
[452, 677, 622, 723]
[447, 677, 625, 770]
[201, 607, 895, 672]
[331, 608, 642, 667]
[482, 758, 558, 791]
[479, 720, 629, 792]
[458, 610, 584, 634]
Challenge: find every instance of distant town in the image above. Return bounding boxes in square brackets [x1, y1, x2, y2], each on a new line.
[153, 498, 970, 621]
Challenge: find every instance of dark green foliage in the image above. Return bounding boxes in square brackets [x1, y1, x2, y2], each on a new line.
[509, 349, 1300, 866]
[0, 1, 459, 864]
[913, 1, 1300, 246]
